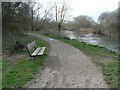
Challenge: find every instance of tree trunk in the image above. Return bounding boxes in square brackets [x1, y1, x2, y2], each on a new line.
[58, 24, 61, 33]
[31, 23, 34, 31]
[31, 8, 34, 31]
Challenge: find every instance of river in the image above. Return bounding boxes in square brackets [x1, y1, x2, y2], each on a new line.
[61, 30, 119, 54]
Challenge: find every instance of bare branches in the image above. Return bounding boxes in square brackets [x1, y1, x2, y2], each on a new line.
[54, 1, 70, 32]
[28, 2, 54, 31]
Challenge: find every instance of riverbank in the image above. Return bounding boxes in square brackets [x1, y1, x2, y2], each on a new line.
[62, 30, 119, 54]
[33, 31, 119, 88]
[2, 34, 50, 88]
[93, 31, 118, 40]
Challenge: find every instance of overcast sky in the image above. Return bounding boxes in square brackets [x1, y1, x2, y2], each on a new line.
[70, 0, 119, 21]
[39, 0, 119, 22]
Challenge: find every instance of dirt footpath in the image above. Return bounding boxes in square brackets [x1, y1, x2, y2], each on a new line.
[26, 33, 108, 88]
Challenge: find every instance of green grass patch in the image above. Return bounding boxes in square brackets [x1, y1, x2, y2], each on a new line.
[2, 58, 45, 88]
[34, 31, 118, 88]
[2, 35, 49, 88]
[102, 61, 119, 88]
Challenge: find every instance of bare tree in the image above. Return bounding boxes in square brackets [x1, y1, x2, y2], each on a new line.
[37, 6, 54, 30]
[28, 2, 40, 31]
[73, 15, 95, 29]
[54, 1, 70, 32]
[98, 10, 118, 38]
[29, 2, 53, 31]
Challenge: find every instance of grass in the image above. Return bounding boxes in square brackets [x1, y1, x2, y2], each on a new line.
[2, 58, 45, 88]
[102, 61, 119, 88]
[33, 31, 119, 88]
[2, 34, 49, 88]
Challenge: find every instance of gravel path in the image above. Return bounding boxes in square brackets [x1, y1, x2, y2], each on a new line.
[26, 33, 108, 88]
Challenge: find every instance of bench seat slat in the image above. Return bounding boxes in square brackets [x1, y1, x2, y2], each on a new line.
[31, 47, 46, 56]
[31, 47, 41, 56]
[37, 47, 46, 55]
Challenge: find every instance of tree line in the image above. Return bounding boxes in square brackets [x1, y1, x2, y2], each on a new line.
[64, 9, 119, 39]
[97, 9, 118, 39]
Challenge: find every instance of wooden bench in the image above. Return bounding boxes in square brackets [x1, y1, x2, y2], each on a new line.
[26, 41, 46, 60]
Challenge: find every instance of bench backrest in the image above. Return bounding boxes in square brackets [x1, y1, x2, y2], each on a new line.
[26, 41, 36, 56]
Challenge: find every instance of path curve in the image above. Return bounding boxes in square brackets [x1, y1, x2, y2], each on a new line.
[26, 33, 108, 88]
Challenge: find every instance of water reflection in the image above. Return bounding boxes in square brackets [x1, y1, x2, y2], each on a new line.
[78, 34, 101, 45]
[64, 30, 76, 39]
[62, 30, 119, 54]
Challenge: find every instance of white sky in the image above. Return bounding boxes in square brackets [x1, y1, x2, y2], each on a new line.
[70, 0, 119, 21]
[39, 0, 119, 21]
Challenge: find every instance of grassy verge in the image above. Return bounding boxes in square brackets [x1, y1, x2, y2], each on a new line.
[34, 31, 119, 88]
[102, 61, 119, 88]
[2, 34, 49, 88]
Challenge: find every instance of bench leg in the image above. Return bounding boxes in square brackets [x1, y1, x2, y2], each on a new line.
[34, 57, 35, 60]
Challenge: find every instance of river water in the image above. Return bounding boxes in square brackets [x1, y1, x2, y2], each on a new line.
[62, 30, 119, 54]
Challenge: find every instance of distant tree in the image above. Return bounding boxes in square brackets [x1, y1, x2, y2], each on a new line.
[98, 10, 118, 38]
[54, 1, 70, 32]
[37, 7, 54, 30]
[98, 12, 109, 22]
[73, 15, 95, 29]
[64, 21, 75, 30]
[29, 2, 53, 31]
